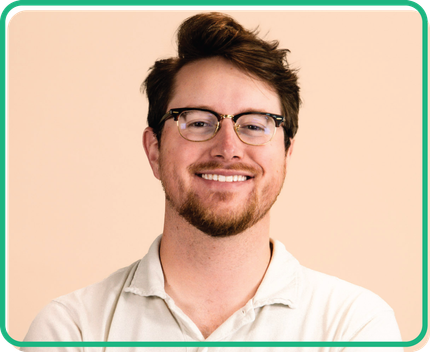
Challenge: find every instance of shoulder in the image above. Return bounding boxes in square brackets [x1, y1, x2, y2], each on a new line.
[299, 265, 395, 314]
[268, 239, 401, 341]
[298, 266, 401, 341]
[300, 265, 392, 310]
[24, 260, 140, 343]
[271, 239, 394, 315]
[55, 260, 140, 309]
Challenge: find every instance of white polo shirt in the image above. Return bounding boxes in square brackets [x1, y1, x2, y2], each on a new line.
[22, 235, 402, 351]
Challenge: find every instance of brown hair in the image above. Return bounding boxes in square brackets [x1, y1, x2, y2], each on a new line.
[142, 12, 300, 150]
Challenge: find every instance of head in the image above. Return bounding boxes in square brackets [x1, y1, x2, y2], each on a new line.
[142, 13, 300, 238]
[143, 12, 300, 152]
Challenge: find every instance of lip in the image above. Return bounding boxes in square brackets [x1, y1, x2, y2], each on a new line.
[195, 169, 254, 178]
[195, 170, 254, 184]
[194, 171, 254, 186]
[188, 163, 259, 187]
[204, 174, 248, 183]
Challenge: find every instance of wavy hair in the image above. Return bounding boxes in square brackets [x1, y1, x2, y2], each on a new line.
[142, 12, 300, 150]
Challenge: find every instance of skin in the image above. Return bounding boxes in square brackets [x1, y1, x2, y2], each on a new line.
[143, 57, 294, 338]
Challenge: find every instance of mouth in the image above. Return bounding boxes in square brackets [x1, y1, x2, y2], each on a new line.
[197, 173, 252, 183]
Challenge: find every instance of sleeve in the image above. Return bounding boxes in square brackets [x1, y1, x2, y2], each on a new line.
[341, 309, 404, 352]
[21, 300, 83, 352]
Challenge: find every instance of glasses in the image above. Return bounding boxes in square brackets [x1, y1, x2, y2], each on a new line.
[160, 108, 285, 146]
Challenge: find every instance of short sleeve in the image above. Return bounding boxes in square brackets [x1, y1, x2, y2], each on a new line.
[341, 309, 404, 352]
[21, 300, 83, 352]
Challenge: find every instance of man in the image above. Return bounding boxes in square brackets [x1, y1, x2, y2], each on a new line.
[22, 12, 402, 350]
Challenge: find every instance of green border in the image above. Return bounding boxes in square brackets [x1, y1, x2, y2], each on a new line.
[0, 0, 427, 348]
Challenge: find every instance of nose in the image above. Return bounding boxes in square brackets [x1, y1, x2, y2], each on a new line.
[209, 118, 244, 160]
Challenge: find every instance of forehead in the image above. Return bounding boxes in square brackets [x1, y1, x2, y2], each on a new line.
[168, 57, 281, 115]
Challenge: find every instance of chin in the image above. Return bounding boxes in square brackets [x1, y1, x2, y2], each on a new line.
[177, 190, 264, 238]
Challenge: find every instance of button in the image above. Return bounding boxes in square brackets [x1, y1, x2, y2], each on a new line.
[201, 348, 208, 352]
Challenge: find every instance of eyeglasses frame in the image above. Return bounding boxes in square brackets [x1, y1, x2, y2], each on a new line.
[159, 107, 285, 146]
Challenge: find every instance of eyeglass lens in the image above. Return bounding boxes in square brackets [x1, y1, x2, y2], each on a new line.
[177, 110, 275, 145]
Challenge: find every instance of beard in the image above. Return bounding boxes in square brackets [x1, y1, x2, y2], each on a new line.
[160, 160, 285, 238]
[177, 188, 259, 237]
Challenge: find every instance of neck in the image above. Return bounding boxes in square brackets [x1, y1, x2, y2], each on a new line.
[159, 202, 272, 338]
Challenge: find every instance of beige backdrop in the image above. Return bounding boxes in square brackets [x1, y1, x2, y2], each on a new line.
[7, 10, 423, 346]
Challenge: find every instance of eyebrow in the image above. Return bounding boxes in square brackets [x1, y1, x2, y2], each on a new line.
[182, 105, 277, 115]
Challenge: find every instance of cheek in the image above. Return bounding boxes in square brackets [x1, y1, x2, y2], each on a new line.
[257, 146, 285, 177]
[159, 142, 198, 183]
[262, 155, 287, 193]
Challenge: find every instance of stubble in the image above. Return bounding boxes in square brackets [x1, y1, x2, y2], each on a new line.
[159, 157, 285, 238]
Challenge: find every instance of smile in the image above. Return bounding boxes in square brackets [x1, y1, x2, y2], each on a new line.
[200, 174, 249, 182]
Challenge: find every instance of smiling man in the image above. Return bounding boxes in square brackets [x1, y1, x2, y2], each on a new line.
[22, 12, 402, 351]
[143, 55, 290, 338]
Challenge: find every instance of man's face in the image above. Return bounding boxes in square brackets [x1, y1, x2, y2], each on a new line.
[145, 57, 293, 237]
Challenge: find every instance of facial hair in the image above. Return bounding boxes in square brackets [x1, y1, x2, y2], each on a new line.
[160, 159, 286, 238]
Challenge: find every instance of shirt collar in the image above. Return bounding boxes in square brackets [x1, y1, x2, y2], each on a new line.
[252, 239, 300, 309]
[124, 235, 166, 299]
[125, 235, 300, 309]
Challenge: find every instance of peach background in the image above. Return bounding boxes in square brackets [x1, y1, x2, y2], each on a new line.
[7, 10, 423, 346]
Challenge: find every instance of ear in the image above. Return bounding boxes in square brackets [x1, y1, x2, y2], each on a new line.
[286, 138, 295, 161]
[143, 127, 161, 180]
[285, 138, 295, 170]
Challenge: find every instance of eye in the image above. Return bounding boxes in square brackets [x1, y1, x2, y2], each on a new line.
[242, 124, 265, 132]
[236, 114, 273, 138]
[178, 110, 218, 137]
[180, 110, 217, 128]
[188, 121, 212, 128]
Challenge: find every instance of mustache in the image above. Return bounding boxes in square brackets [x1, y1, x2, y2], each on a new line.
[187, 161, 260, 175]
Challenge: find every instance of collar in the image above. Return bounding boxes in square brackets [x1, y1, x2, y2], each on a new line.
[124, 235, 300, 309]
[124, 235, 166, 298]
[252, 239, 299, 309]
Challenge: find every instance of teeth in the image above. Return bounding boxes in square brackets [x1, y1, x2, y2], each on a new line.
[200, 174, 248, 182]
